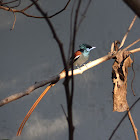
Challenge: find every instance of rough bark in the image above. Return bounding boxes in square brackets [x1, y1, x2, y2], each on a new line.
[112, 50, 133, 112]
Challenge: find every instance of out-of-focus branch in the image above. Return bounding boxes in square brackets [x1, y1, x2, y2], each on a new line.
[0, 0, 71, 29]
[0, 0, 21, 8]
[77, 0, 92, 31]
[123, 0, 140, 17]
[0, 0, 71, 19]
[0, 0, 19, 5]
[63, 1, 82, 140]
[30, 0, 67, 70]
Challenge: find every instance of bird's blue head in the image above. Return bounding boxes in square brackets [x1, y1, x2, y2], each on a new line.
[79, 44, 96, 56]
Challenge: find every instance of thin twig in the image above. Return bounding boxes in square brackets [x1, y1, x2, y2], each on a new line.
[9, 0, 21, 8]
[22, 0, 39, 11]
[71, 0, 81, 102]
[10, 10, 16, 30]
[1, 0, 18, 5]
[77, 0, 91, 31]
[48, 0, 71, 18]
[68, 0, 75, 60]
[30, 0, 67, 69]
[129, 48, 140, 54]
[109, 97, 140, 140]
[131, 53, 136, 96]
[119, 15, 137, 49]
[61, 104, 68, 119]
[124, 38, 140, 51]
[127, 109, 139, 140]
[0, 0, 71, 19]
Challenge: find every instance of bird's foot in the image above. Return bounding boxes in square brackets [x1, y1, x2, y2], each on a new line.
[76, 66, 82, 71]
[83, 64, 88, 68]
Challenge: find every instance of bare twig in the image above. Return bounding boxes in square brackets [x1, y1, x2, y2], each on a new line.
[48, 0, 71, 18]
[22, 0, 39, 11]
[0, 76, 59, 107]
[124, 38, 140, 51]
[61, 104, 68, 119]
[129, 48, 140, 53]
[1, 0, 18, 5]
[68, 0, 75, 60]
[30, 0, 67, 69]
[0, 0, 21, 8]
[0, 0, 71, 19]
[131, 53, 136, 96]
[128, 109, 139, 140]
[77, 0, 92, 31]
[10, 10, 16, 30]
[109, 97, 140, 140]
[9, 0, 21, 8]
[119, 15, 137, 49]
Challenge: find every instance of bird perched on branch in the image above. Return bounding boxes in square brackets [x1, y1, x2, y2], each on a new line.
[17, 43, 96, 136]
[67, 44, 96, 68]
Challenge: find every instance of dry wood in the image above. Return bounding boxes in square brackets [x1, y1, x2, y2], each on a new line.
[112, 50, 133, 112]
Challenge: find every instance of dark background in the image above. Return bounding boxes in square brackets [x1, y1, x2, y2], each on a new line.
[0, 0, 140, 140]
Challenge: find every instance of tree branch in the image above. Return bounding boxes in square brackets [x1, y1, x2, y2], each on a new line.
[0, 0, 71, 19]
[119, 15, 137, 49]
[128, 109, 139, 140]
[109, 97, 140, 140]
[0, 76, 59, 107]
[1, 43, 140, 107]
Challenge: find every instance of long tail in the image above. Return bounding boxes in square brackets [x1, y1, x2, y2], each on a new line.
[16, 69, 66, 136]
[16, 83, 55, 136]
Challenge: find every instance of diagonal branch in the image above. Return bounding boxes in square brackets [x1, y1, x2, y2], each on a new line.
[127, 109, 139, 140]
[77, 0, 92, 31]
[109, 97, 140, 140]
[0, 0, 18, 5]
[0, 76, 59, 107]
[48, 0, 71, 18]
[123, 38, 140, 51]
[22, 0, 39, 11]
[30, 0, 67, 70]
[119, 15, 137, 49]
[1, 45, 140, 107]
[10, 9, 16, 30]
[0, 53, 113, 107]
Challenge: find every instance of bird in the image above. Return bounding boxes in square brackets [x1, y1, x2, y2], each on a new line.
[66, 43, 96, 69]
[16, 43, 96, 136]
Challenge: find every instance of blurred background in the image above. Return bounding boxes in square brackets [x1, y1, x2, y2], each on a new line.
[0, 0, 140, 140]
